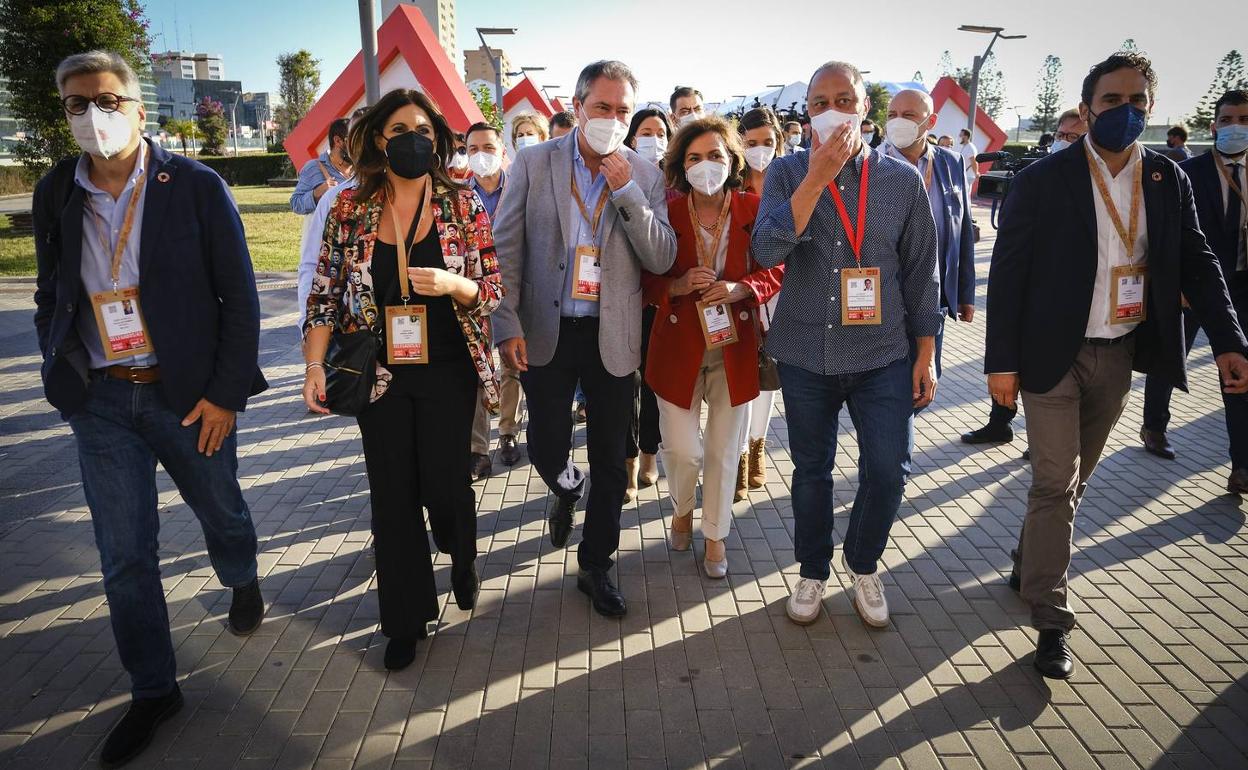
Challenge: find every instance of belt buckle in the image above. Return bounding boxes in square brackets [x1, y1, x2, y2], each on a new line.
[127, 366, 152, 383]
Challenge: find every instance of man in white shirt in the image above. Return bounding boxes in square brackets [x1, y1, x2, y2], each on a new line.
[957, 128, 978, 191]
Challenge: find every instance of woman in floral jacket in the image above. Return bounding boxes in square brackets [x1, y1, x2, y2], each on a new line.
[301, 89, 503, 671]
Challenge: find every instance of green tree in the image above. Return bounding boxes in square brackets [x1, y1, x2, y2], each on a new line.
[471, 84, 502, 131]
[1188, 50, 1248, 132]
[937, 49, 1007, 121]
[0, 0, 151, 177]
[1031, 55, 1064, 133]
[195, 97, 227, 156]
[864, 82, 890, 128]
[275, 49, 320, 136]
[163, 117, 195, 155]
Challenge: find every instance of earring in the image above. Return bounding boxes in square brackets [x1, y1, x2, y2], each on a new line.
[432, 152, 442, 169]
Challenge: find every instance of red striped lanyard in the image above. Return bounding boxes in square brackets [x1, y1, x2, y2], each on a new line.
[828, 152, 870, 265]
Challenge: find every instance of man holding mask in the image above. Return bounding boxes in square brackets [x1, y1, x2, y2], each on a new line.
[753, 61, 941, 630]
[492, 60, 676, 617]
[882, 89, 975, 384]
[33, 51, 266, 766]
[986, 53, 1248, 679]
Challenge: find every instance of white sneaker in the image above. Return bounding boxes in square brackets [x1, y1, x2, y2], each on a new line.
[843, 555, 889, 628]
[786, 577, 826, 625]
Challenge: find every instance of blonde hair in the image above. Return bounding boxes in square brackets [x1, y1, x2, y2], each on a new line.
[511, 112, 550, 146]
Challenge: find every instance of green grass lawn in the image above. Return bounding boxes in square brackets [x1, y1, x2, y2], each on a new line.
[0, 185, 304, 277]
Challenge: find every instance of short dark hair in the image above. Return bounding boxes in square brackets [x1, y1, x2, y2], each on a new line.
[328, 117, 350, 144]
[624, 107, 673, 151]
[1081, 51, 1157, 108]
[740, 107, 785, 155]
[550, 111, 576, 129]
[861, 119, 875, 130]
[1214, 89, 1248, 121]
[662, 115, 745, 194]
[465, 121, 501, 143]
[959, 128, 971, 138]
[782, 120, 801, 131]
[1166, 124, 1187, 141]
[669, 86, 703, 112]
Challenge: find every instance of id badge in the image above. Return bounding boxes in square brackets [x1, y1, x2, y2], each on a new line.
[696, 301, 739, 350]
[572, 245, 601, 301]
[90, 286, 154, 360]
[1110, 264, 1147, 324]
[386, 304, 429, 364]
[841, 267, 882, 325]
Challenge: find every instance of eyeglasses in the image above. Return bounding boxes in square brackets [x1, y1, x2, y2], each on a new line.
[62, 92, 140, 116]
[1055, 131, 1082, 142]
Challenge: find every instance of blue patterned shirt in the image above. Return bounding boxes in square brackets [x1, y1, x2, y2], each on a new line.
[751, 145, 941, 376]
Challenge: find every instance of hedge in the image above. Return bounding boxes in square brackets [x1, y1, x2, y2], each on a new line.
[195, 153, 294, 186]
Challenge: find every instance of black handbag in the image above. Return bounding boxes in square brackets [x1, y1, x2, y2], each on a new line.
[752, 254, 782, 392]
[323, 329, 381, 417]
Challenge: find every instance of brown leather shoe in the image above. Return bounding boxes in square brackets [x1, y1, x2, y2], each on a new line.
[748, 439, 767, 489]
[470, 452, 492, 481]
[733, 453, 748, 503]
[1140, 428, 1176, 460]
[1228, 468, 1248, 496]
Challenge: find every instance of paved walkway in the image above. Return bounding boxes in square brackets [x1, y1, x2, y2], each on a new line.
[1, 213, 1246, 769]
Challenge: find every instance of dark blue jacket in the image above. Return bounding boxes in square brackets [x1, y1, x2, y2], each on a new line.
[33, 139, 267, 419]
[985, 136, 1246, 393]
[929, 145, 976, 314]
[1182, 150, 1247, 306]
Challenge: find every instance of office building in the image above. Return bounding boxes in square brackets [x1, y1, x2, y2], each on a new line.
[382, 0, 457, 66]
[464, 45, 511, 92]
[152, 51, 225, 81]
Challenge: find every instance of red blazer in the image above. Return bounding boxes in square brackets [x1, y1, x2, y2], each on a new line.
[643, 190, 785, 409]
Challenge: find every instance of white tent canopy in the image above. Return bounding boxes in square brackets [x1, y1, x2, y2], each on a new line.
[716, 81, 808, 116]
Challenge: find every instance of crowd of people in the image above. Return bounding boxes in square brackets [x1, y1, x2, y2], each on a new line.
[30, 45, 1248, 767]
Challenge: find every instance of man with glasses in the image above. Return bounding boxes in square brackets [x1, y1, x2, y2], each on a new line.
[33, 50, 266, 766]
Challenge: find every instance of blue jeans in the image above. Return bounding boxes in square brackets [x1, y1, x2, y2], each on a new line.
[778, 358, 914, 579]
[68, 375, 258, 699]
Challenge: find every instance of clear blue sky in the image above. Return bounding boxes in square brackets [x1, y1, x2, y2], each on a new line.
[142, 0, 1237, 126]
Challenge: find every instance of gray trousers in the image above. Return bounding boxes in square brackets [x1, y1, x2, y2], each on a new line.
[1016, 339, 1135, 632]
[471, 364, 524, 454]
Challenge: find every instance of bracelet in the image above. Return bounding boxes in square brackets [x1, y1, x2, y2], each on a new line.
[305, 362, 325, 372]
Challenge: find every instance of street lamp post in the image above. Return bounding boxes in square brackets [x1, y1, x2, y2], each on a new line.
[958, 25, 1025, 135]
[766, 84, 785, 110]
[225, 89, 242, 156]
[477, 27, 517, 109]
[358, 0, 380, 106]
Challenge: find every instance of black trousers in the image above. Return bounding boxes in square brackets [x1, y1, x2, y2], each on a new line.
[628, 305, 661, 458]
[357, 356, 478, 640]
[521, 317, 634, 571]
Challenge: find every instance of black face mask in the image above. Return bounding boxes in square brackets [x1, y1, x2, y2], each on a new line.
[384, 131, 434, 179]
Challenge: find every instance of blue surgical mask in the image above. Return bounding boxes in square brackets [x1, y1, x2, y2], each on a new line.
[1050, 138, 1072, 153]
[1215, 124, 1248, 156]
[1088, 103, 1147, 153]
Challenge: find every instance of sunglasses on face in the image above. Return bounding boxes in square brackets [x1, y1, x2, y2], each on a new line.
[62, 92, 140, 116]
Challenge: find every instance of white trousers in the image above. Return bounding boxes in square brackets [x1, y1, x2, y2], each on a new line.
[656, 349, 747, 542]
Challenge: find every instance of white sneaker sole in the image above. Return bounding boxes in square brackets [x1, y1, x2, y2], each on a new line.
[786, 603, 820, 625]
[851, 594, 889, 629]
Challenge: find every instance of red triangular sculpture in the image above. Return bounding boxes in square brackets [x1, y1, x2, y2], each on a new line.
[929, 76, 1008, 175]
[502, 76, 554, 119]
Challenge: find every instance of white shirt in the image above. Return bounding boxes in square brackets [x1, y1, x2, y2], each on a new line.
[959, 140, 979, 178]
[1216, 152, 1248, 270]
[1085, 141, 1148, 339]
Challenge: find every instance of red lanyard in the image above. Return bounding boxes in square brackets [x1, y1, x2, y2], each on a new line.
[828, 152, 870, 265]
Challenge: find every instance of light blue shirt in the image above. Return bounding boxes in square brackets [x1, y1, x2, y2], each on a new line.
[884, 141, 949, 297]
[74, 146, 157, 369]
[561, 128, 637, 318]
[290, 151, 351, 215]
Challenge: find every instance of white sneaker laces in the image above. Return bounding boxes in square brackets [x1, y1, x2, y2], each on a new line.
[856, 574, 884, 607]
[797, 579, 824, 604]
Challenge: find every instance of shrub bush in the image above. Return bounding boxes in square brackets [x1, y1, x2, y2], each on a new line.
[196, 153, 294, 186]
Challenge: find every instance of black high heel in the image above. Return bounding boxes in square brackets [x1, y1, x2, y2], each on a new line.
[452, 562, 479, 611]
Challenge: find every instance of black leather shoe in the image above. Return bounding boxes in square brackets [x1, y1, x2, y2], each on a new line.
[452, 561, 479, 610]
[547, 495, 576, 548]
[1140, 428, 1176, 460]
[228, 578, 264, 635]
[470, 452, 492, 481]
[1033, 629, 1075, 679]
[577, 570, 627, 617]
[499, 435, 522, 466]
[99, 686, 183, 768]
[1008, 550, 1021, 592]
[1228, 468, 1248, 495]
[1022, 449, 1031, 462]
[961, 422, 1014, 444]
[384, 630, 426, 671]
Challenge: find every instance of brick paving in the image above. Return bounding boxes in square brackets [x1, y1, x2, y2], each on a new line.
[1, 210, 1247, 769]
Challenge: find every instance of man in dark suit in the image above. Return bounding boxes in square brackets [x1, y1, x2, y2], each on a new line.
[1141, 91, 1248, 481]
[985, 54, 1248, 680]
[33, 51, 267, 767]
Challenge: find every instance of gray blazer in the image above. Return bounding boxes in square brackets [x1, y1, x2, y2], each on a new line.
[490, 130, 677, 376]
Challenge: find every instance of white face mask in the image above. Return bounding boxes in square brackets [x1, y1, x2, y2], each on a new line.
[884, 117, 923, 149]
[580, 109, 629, 156]
[786, 134, 802, 147]
[861, 131, 875, 144]
[678, 111, 702, 128]
[515, 134, 540, 150]
[744, 145, 775, 172]
[468, 150, 502, 177]
[69, 103, 135, 159]
[810, 108, 859, 143]
[634, 135, 667, 165]
[685, 159, 730, 196]
[1049, 138, 1071, 153]
[449, 151, 469, 171]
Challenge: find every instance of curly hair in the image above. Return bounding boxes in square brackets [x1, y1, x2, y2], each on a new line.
[1080, 52, 1157, 108]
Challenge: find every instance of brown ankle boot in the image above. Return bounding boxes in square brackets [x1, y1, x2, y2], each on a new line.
[624, 456, 639, 503]
[748, 438, 766, 489]
[638, 452, 659, 487]
[733, 453, 748, 502]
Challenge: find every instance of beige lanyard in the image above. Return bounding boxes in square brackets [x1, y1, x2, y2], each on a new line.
[1086, 147, 1143, 259]
[688, 191, 731, 271]
[87, 146, 148, 291]
[389, 180, 434, 304]
[571, 173, 610, 239]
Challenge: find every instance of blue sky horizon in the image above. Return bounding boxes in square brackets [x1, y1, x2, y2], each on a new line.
[142, 0, 1239, 128]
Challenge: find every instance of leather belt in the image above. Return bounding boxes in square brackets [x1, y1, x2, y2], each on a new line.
[1083, 331, 1135, 347]
[96, 365, 162, 384]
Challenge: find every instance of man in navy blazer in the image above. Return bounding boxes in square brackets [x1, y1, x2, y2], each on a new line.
[985, 53, 1248, 680]
[883, 89, 975, 382]
[32, 51, 266, 767]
